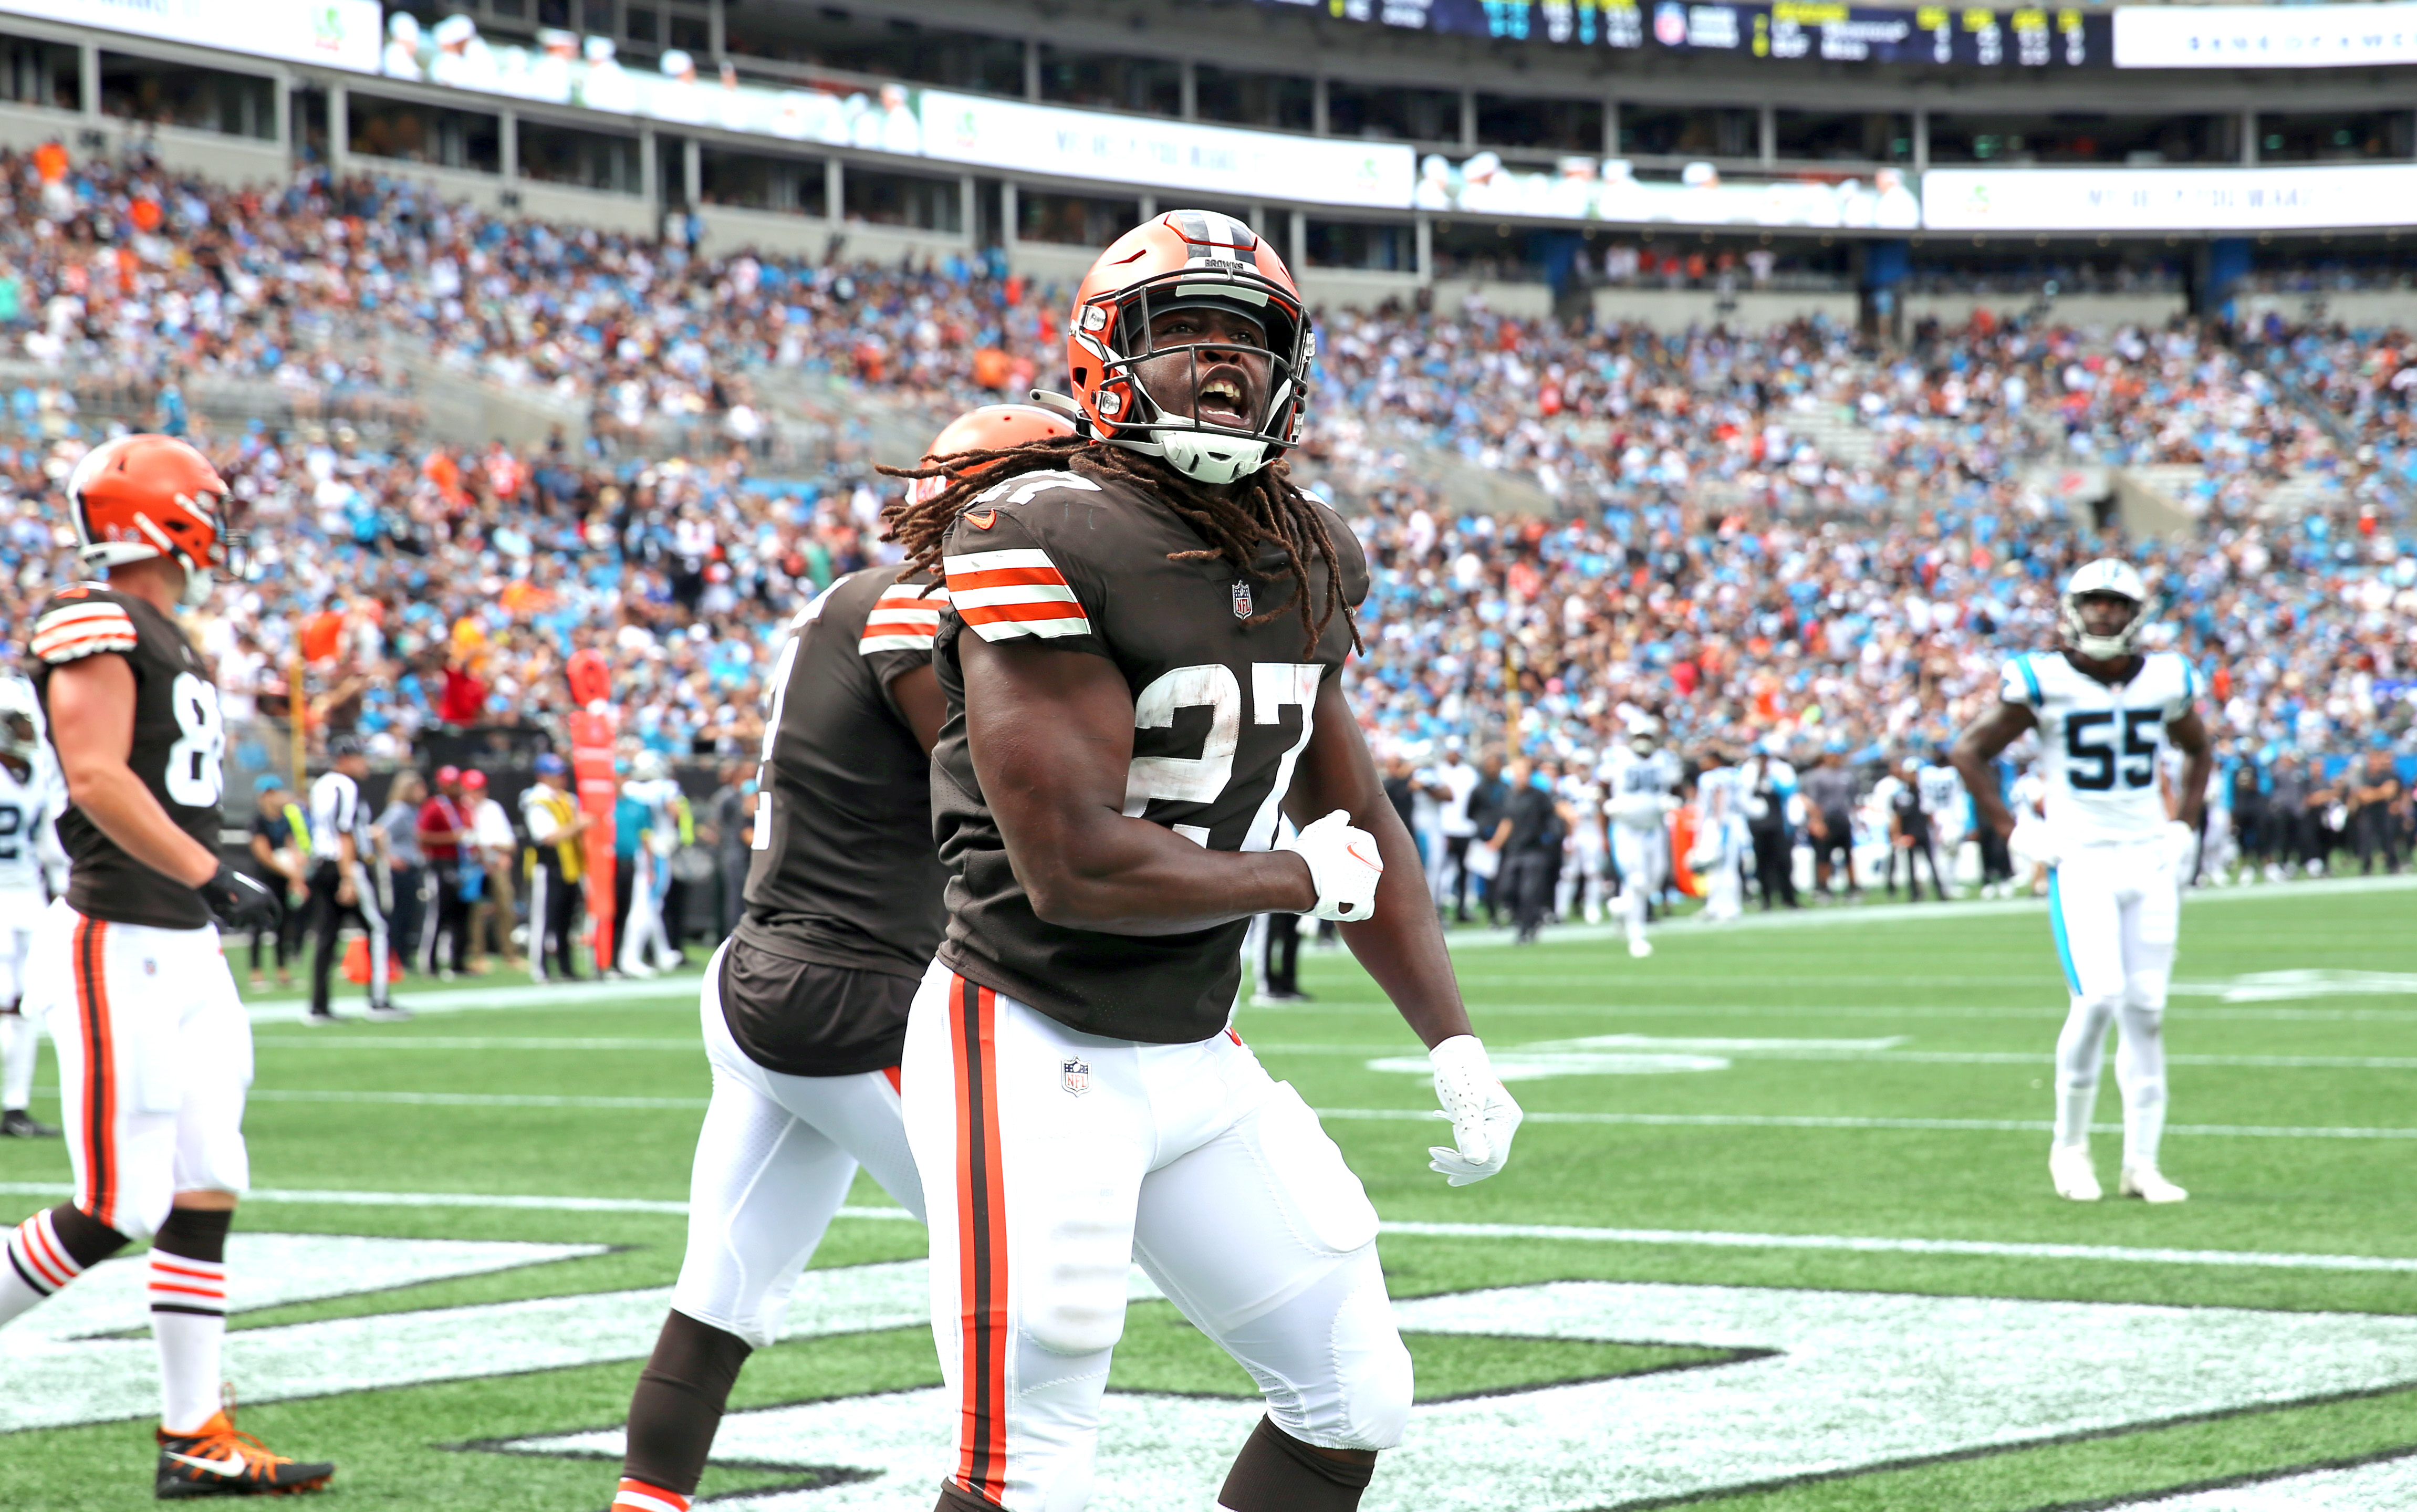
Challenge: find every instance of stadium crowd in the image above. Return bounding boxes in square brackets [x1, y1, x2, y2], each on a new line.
[0, 146, 2404, 898]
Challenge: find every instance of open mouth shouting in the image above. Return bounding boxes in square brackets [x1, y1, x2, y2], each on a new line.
[1193, 368, 1254, 429]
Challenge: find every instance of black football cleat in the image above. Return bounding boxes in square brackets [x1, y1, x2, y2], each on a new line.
[0, 1108, 57, 1138]
[155, 1408, 334, 1498]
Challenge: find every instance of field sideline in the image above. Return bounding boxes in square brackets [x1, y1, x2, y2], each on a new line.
[2, 878, 2413, 1510]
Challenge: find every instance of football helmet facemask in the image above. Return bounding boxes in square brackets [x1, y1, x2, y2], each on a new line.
[1065, 210, 1311, 487]
[66, 434, 246, 606]
[2059, 558, 2151, 662]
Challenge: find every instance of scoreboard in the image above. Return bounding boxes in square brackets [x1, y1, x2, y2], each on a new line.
[1258, 0, 2115, 67]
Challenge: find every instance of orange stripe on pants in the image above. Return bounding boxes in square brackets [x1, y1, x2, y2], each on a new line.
[72, 918, 115, 1233]
[949, 975, 1009, 1505]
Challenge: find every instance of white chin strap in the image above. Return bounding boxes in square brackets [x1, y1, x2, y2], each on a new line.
[1124, 432, 1274, 486]
[179, 556, 213, 606]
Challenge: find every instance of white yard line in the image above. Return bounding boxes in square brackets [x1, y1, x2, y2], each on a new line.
[1316, 1108, 2417, 1139]
[6, 1180, 2407, 1276]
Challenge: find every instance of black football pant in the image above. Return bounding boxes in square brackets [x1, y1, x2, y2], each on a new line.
[1888, 830, 1943, 901]
[1503, 848, 1556, 939]
[528, 864, 583, 982]
[1749, 822, 1797, 909]
[309, 861, 391, 1016]
[611, 863, 635, 969]
[246, 873, 305, 976]
[1444, 836, 1476, 920]
[2353, 806, 2404, 874]
[1258, 912, 1300, 997]
[419, 861, 471, 975]
[1977, 825, 2013, 886]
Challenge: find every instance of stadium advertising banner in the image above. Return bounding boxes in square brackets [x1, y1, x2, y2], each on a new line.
[1921, 164, 2417, 232]
[2113, 3, 2417, 69]
[1420, 154, 1920, 229]
[916, 91, 1418, 209]
[0, 0, 381, 71]
[1252, 0, 2111, 65]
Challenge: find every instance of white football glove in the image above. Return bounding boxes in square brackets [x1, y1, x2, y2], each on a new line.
[1279, 808, 1383, 922]
[2008, 816, 2060, 871]
[1427, 1035, 1523, 1186]
[2163, 820, 2199, 874]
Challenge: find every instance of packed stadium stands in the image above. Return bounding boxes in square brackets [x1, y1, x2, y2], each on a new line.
[0, 142, 2405, 848]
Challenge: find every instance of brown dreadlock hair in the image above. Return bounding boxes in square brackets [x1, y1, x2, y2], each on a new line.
[880, 439, 1361, 658]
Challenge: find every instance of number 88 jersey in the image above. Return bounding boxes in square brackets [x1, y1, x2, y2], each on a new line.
[29, 583, 224, 929]
[931, 468, 1369, 1045]
[1999, 648, 2199, 852]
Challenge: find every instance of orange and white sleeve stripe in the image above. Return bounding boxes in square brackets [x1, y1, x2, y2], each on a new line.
[29, 601, 138, 664]
[942, 548, 1092, 642]
[859, 582, 950, 655]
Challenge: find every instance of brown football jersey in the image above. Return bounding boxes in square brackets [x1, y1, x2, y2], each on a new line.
[28, 584, 221, 929]
[728, 563, 949, 1074]
[930, 466, 1369, 1044]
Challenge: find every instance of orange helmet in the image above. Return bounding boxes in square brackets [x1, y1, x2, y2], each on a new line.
[905, 403, 1076, 507]
[66, 434, 243, 606]
[1065, 210, 1310, 486]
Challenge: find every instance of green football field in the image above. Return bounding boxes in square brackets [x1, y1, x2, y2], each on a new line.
[4, 878, 2415, 1511]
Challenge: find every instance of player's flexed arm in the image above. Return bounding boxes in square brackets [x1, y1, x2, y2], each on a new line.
[959, 637, 1326, 936]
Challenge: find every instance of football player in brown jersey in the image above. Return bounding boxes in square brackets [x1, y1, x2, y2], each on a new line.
[883, 211, 1524, 1512]
[0, 434, 333, 1496]
[609, 405, 1074, 1512]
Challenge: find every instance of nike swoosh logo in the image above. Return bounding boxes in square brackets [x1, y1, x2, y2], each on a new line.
[1346, 842, 1382, 868]
[165, 1449, 250, 1477]
[965, 508, 998, 530]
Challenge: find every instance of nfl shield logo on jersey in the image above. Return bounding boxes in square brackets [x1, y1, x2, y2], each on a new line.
[1060, 1057, 1091, 1097]
[1231, 580, 1253, 619]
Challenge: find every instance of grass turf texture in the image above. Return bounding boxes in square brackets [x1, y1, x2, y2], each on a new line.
[2, 881, 2412, 1510]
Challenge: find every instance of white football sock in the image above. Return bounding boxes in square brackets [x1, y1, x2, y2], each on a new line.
[2052, 994, 2121, 1147]
[150, 1250, 228, 1433]
[4, 1210, 89, 1326]
[1, 1010, 36, 1111]
[2117, 998, 2170, 1172]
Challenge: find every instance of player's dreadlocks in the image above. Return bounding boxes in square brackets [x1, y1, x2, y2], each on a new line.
[882, 439, 1360, 658]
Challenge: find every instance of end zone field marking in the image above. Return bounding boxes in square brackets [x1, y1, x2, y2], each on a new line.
[5, 1183, 2409, 1275]
[1317, 1108, 2417, 1139]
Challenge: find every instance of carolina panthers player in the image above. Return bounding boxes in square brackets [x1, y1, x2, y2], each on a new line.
[1916, 747, 1967, 898]
[1555, 752, 1609, 924]
[1599, 718, 1679, 958]
[0, 677, 62, 1138]
[1953, 559, 2212, 1205]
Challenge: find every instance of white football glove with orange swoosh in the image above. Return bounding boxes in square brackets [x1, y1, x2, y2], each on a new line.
[1279, 808, 1383, 922]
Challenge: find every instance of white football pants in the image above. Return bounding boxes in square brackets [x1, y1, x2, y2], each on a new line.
[2047, 841, 2181, 1172]
[1612, 822, 1667, 944]
[901, 964, 1412, 1511]
[670, 942, 928, 1349]
[25, 902, 250, 1241]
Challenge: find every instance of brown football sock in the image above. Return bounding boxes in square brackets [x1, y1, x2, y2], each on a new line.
[934, 1480, 1008, 1511]
[621, 1309, 752, 1496]
[1216, 1415, 1376, 1511]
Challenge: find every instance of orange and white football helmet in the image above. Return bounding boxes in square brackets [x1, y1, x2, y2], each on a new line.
[65, 433, 244, 606]
[905, 403, 1077, 507]
[1065, 210, 1311, 486]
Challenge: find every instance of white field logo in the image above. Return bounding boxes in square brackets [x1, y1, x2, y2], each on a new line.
[9, 1236, 2417, 1509]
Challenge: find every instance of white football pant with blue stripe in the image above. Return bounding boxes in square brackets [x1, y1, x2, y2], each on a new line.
[2046, 839, 2180, 1173]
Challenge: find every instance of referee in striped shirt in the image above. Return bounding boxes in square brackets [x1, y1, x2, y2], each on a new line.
[306, 738, 409, 1024]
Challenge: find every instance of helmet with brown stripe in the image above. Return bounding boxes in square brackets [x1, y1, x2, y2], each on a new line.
[65, 433, 245, 607]
[906, 403, 1078, 507]
[1065, 209, 1311, 486]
